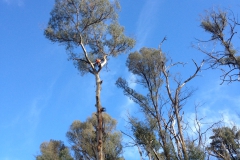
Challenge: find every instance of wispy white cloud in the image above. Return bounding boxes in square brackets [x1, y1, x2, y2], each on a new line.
[114, 73, 143, 159]
[27, 98, 43, 130]
[23, 102, 48, 145]
[2, 0, 24, 6]
[2, 157, 20, 160]
[185, 79, 240, 141]
[119, 73, 137, 120]
[185, 106, 240, 146]
[22, 77, 58, 147]
[220, 109, 240, 127]
[136, 0, 161, 49]
[122, 137, 141, 160]
[128, 73, 137, 89]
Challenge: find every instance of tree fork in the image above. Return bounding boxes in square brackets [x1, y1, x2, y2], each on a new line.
[155, 109, 171, 160]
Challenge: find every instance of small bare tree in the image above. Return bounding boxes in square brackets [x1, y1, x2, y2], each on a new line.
[197, 9, 240, 84]
[161, 46, 204, 160]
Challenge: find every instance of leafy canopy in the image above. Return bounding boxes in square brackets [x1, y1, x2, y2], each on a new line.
[45, 0, 135, 75]
[66, 113, 124, 160]
[36, 140, 73, 160]
[208, 126, 240, 159]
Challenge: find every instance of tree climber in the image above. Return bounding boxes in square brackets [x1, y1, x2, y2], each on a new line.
[95, 58, 102, 66]
[95, 54, 108, 69]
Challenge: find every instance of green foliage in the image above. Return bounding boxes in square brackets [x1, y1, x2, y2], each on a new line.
[201, 10, 227, 40]
[208, 126, 240, 159]
[186, 140, 205, 160]
[117, 46, 206, 160]
[66, 113, 124, 160]
[36, 140, 73, 160]
[116, 47, 166, 116]
[117, 47, 185, 160]
[126, 47, 165, 89]
[129, 116, 179, 160]
[116, 77, 153, 115]
[129, 117, 160, 152]
[200, 9, 238, 57]
[45, 0, 135, 75]
[45, 0, 119, 44]
[199, 9, 240, 82]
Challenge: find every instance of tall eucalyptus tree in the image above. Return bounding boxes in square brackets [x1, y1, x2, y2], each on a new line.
[44, 0, 135, 159]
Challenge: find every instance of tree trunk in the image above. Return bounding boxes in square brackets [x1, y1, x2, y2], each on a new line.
[157, 120, 171, 160]
[95, 73, 104, 160]
[174, 93, 188, 160]
[154, 107, 171, 160]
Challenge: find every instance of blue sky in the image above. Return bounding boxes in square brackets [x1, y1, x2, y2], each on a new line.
[0, 0, 240, 159]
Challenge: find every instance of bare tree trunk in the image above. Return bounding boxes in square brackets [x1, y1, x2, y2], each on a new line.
[155, 112, 171, 160]
[173, 98, 188, 160]
[147, 151, 152, 160]
[162, 59, 204, 160]
[95, 73, 104, 160]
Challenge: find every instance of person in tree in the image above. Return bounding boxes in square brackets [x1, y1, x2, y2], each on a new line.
[96, 58, 101, 66]
[95, 54, 108, 70]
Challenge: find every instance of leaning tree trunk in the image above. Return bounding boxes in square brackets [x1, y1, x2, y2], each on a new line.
[95, 73, 104, 160]
[174, 97, 188, 160]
